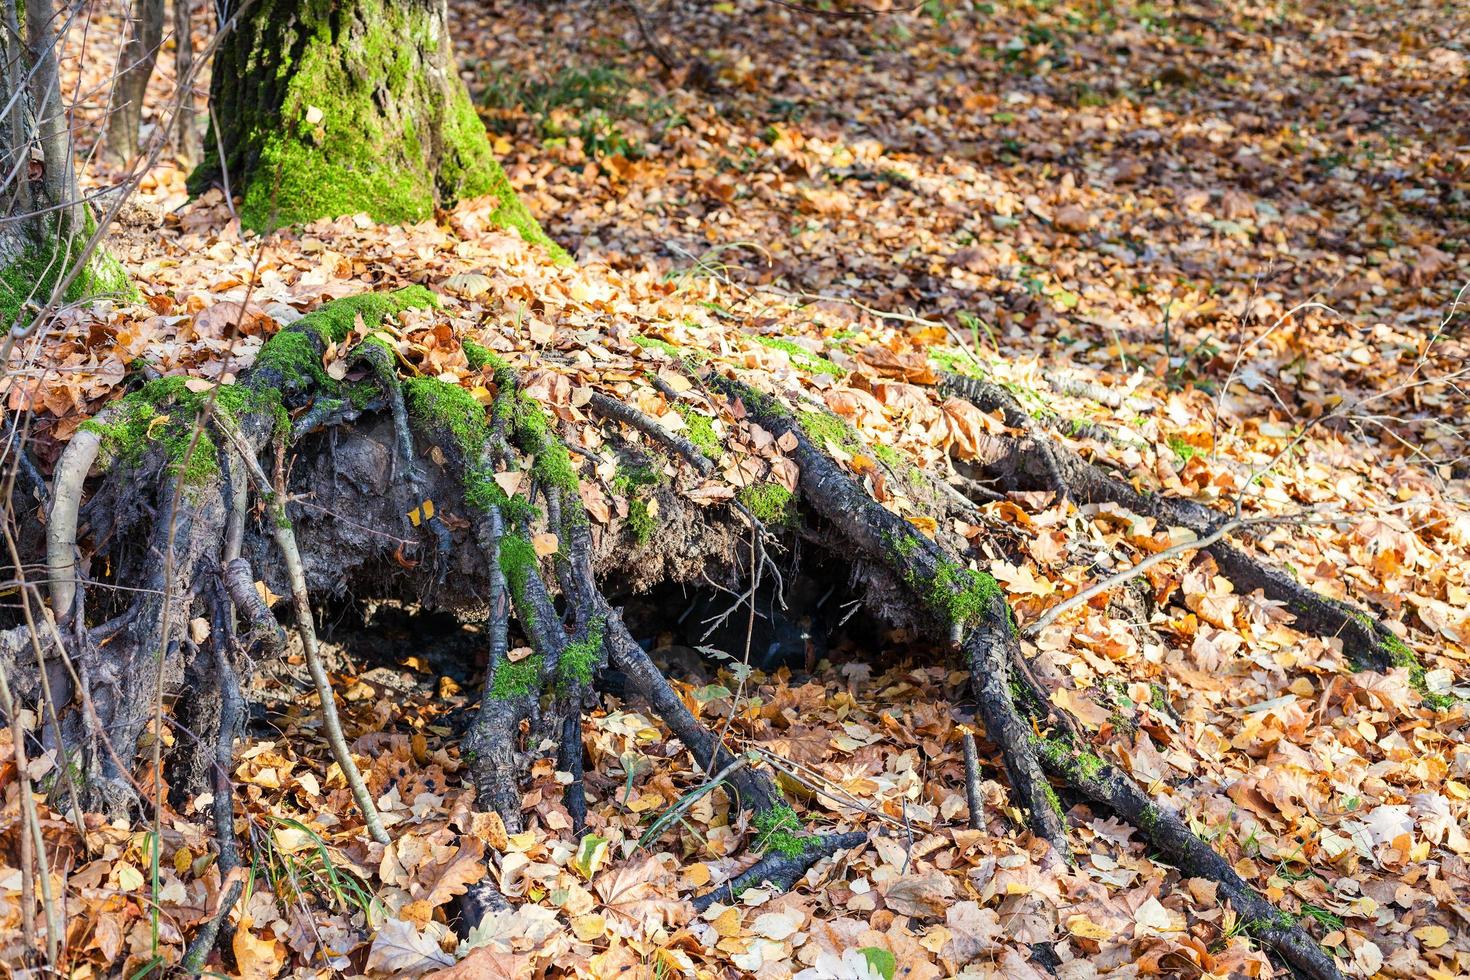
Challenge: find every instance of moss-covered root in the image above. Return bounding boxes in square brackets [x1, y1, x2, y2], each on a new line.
[691, 821, 869, 913]
[251, 285, 438, 399]
[708, 375, 1070, 856]
[1036, 736, 1345, 980]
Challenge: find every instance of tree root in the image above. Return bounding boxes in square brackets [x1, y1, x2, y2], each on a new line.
[690, 831, 869, 913]
[940, 371, 1406, 673]
[1038, 734, 1344, 980]
[712, 374, 1070, 856]
[711, 372, 1344, 978]
[28, 290, 1353, 975]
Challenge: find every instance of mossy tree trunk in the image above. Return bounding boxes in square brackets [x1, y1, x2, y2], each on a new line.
[0, 0, 133, 326]
[196, 0, 564, 258]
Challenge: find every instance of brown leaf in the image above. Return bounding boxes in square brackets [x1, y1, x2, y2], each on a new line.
[420, 837, 488, 909]
[593, 856, 689, 938]
[881, 871, 955, 917]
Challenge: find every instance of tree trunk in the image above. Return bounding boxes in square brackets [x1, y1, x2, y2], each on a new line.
[104, 0, 165, 162]
[196, 0, 564, 258]
[173, 0, 201, 163]
[0, 0, 133, 327]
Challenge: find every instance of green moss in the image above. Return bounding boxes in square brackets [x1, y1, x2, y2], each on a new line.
[497, 533, 540, 615]
[612, 462, 658, 496]
[404, 375, 488, 458]
[631, 334, 681, 357]
[627, 498, 656, 544]
[752, 803, 811, 857]
[1140, 803, 1161, 832]
[1045, 784, 1065, 819]
[489, 653, 543, 700]
[504, 388, 582, 506]
[1033, 733, 1107, 783]
[929, 561, 1003, 629]
[873, 443, 903, 470]
[253, 286, 435, 394]
[1167, 436, 1199, 465]
[797, 410, 853, 450]
[1149, 683, 1169, 712]
[0, 212, 137, 325]
[880, 529, 1001, 629]
[253, 329, 329, 391]
[79, 376, 287, 487]
[753, 336, 845, 377]
[929, 349, 984, 379]
[612, 463, 659, 543]
[737, 482, 795, 527]
[463, 339, 493, 371]
[299, 286, 437, 345]
[225, 0, 564, 261]
[399, 373, 542, 521]
[558, 618, 606, 692]
[1354, 611, 1459, 709]
[674, 405, 721, 461]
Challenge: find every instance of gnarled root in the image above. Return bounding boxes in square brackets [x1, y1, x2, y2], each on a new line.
[712, 372, 1343, 976]
[940, 371, 1405, 673]
[1039, 735, 1344, 980]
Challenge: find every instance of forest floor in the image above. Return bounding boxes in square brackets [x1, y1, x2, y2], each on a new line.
[4, 0, 1470, 978]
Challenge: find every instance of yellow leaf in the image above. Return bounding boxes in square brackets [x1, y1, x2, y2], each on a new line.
[1413, 925, 1449, 948]
[907, 514, 938, 537]
[115, 863, 144, 891]
[1065, 914, 1112, 941]
[712, 906, 743, 938]
[233, 918, 286, 980]
[173, 847, 193, 874]
[532, 532, 560, 557]
[572, 833, 610, 879]
[571, 913, 607, 941]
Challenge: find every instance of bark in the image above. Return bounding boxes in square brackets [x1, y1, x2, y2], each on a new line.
[195, 0, 563, 258]
[174, 0, 201, 162]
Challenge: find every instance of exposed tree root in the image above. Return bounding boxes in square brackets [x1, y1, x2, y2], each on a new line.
[939, 371, 1407, 674]
[690, 831, 869, 913]
[24, 290, 1355, 975]
[1037, 734, 1344, 980]
[709, 373, 1344, 979]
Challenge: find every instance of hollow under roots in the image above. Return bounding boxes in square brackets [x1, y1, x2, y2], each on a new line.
[27, 287, 1412, 979]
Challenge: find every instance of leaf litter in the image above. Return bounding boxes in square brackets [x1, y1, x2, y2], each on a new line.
[3, 0, 1470, 977]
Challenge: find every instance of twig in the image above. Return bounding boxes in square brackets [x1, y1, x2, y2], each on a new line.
[961, 732, 983, 831]
[1023, 518, 1246, 638]
[214, 418, 391, 844]
[0, 655, 60, 967]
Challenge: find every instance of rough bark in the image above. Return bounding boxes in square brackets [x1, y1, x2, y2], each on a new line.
[195, 0, 564, 258]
